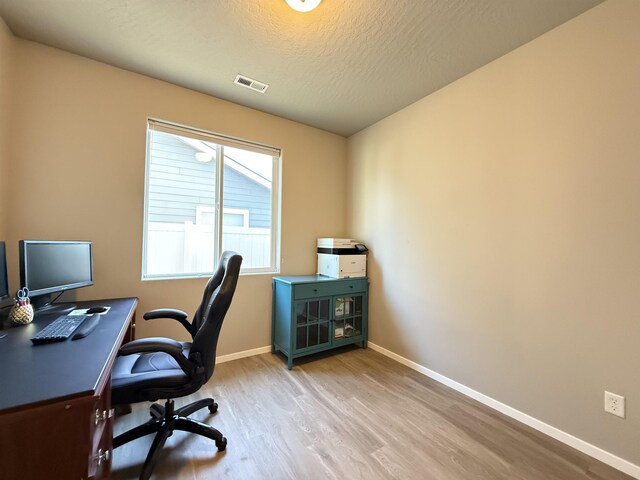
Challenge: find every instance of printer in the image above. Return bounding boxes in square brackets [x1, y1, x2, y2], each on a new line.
[317, 238, 368, 279]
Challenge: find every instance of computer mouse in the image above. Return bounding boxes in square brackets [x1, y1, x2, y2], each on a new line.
[86, 306, 108, 314]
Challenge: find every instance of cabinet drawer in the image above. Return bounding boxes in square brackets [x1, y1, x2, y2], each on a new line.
[294, 283, 335, 299]
[336, 279, 368, 294]
[294, 279, 368, 299]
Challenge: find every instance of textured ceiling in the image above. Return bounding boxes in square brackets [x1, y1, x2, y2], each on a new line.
[0, 0, 602, 136]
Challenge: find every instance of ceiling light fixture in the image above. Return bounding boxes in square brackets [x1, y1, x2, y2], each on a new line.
[285, 0, 322, 13]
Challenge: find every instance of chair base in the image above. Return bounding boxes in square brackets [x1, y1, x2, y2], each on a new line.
[113, 398, 226, 480]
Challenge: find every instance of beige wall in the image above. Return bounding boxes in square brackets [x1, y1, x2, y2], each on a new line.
[0, 18, 13, 240]
[348, 0, 640, 466]
[4, 36, 347, 354]
[3, 0, 639, 470]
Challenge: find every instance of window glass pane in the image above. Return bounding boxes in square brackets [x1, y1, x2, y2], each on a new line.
[319, 299, 329, 320]
[353, 316, 362, 335]
[296, 302, 307, 324]
[308, 301, 319, 322]
[143, 120, 280, 279]
[145, 131, 217, 277]
[196, 206, 216, 226]
[308, 324, 319, 346]
[355, 296, 363, 315]
[296, 326, 307, 350]
[319, 322, 329, 344]
[223, 212, 244, 226]
[221, 147, 275, 270]
[334, 319, 345, 340]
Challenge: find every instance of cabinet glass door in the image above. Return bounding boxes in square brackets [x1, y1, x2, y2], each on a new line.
[333, 295, 364, 342]
[295, 298, 330, 351]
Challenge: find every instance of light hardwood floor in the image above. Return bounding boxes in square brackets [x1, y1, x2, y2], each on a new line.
[111, 347, 633, 480]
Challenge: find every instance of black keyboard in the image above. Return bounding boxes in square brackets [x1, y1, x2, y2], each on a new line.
[31, 314, 99, 344]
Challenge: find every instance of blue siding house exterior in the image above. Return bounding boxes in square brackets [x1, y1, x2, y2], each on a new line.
[148, 132, 271, 228]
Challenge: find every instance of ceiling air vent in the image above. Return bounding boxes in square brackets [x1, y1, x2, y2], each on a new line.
[234, 74, 269, 94]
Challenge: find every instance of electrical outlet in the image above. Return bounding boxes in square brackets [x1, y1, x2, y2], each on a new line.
[604, 391, 625, 418]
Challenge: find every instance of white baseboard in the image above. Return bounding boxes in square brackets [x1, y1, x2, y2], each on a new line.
[368, 342, 640, 480]
[216, 345, 271, 364]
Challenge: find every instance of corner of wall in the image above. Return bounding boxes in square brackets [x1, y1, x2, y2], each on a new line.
[0, 16, 16, 241]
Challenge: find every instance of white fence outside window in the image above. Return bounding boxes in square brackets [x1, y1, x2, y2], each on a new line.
[146, 222, 271, 276]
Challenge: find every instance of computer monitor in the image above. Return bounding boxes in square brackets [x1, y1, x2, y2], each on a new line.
[0, 241, 8, 302]
[19, 240, 93, 312]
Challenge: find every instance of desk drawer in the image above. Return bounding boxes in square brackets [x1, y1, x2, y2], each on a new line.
[88, 381, 113, 479]
[294, 279, 367, 299]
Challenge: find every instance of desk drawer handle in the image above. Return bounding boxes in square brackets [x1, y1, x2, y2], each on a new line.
[96, 448, 110, 466]
[95, 408, 115, 425]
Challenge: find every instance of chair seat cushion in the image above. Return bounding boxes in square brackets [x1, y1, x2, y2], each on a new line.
[130, 349, 187, 373]
[111, 342, 194, 405]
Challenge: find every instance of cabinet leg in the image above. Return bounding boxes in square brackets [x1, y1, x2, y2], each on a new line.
[362, 340, 368, 349]
[287, 357, 293, 370]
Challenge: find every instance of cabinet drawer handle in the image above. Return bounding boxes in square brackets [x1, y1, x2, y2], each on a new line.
[313, 289, 317, 292]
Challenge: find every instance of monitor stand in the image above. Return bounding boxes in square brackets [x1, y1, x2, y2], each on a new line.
[36, 303, 76, 315]
[32, 295, 76, 315]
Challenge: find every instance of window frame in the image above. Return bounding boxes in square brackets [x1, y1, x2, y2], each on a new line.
[141, 118, 282, 280]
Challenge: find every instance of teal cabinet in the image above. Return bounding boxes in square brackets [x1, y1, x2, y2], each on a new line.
[272, 275, 368, 369]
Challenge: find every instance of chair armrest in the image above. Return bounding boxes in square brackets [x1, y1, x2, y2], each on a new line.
[119, 337, 194, 374]
[143, 308, 192, 333]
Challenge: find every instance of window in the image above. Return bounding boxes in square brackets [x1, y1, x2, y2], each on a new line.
[142, 119, 281, 279]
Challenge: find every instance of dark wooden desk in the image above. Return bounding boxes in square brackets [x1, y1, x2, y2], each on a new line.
[0, 297, 137, 480]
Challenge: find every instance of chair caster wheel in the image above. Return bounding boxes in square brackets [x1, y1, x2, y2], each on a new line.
[208, 402, 218, 414]
[216, 437, 227, 452]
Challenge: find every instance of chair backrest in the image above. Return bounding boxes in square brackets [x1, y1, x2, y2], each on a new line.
[189, 251, 242, 381]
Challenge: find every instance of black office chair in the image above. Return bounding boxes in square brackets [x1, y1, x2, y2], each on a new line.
[111, 251, 242, 480]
